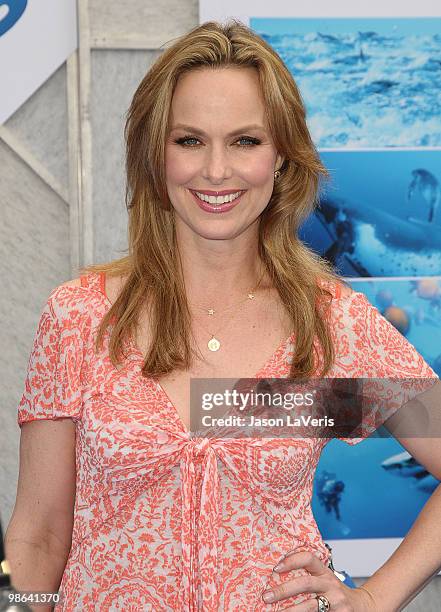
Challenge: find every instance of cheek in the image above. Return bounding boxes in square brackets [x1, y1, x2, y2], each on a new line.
[241, 152, 276, 188]
[165, 149, 198, 187]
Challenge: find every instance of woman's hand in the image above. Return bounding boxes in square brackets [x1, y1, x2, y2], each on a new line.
[261, 551, 377, 611]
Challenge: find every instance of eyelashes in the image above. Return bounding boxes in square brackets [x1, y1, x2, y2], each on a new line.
[174, 136, 200, 146]
[174, 135, 262, 147]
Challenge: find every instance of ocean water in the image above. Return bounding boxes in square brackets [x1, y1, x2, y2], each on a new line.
[319, 150, 441, 225]
[254, 21, 441, 148]
[313, 437, 438, 539]
[299, 149, 441, 277]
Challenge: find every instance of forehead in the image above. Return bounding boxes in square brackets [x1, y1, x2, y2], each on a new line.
[169, 67, 267, 128]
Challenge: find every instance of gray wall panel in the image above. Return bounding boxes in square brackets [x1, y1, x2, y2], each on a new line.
[0, 141, 71, 525]
[5, 64, 69, 192]
[89, 0, 198, 47]
[406, 578, 441, 612]
[90, 49, 161, 263]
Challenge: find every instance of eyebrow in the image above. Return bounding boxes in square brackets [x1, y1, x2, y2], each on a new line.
[170, 123, 267, 137]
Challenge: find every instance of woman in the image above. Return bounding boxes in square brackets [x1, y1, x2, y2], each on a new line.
[6, 20, 441, 612]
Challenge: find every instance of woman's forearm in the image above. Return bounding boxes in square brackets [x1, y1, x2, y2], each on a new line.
[360, 483, 441, 611]
[4, 533, 68, 612]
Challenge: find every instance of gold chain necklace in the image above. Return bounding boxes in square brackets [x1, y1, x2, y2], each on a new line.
[191, 269, 265, 352]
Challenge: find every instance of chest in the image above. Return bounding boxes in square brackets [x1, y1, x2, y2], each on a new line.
[136, 305, 294, 431]
[103, 275, 295, 431]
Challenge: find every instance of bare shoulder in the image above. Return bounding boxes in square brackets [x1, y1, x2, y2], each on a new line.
[104, 273, 129, 305]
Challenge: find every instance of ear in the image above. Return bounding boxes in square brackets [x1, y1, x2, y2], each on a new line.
[275, 153, 285, 172]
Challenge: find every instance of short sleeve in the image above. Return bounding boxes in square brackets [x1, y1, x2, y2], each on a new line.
[17, 288, 84, 427]
[339, 291, 438, 445]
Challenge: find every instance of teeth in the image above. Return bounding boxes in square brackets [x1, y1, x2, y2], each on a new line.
[193, 190, 242, 205]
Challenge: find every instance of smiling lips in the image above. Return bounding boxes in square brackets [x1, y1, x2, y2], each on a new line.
[188, 188, 246, 213]
[190, 189, 245, 205]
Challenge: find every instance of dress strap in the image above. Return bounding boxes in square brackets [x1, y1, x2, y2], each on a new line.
[317, 278, 342, 300]
[99, 271, 106, 296]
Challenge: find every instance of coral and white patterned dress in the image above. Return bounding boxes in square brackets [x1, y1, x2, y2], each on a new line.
[17, 272, 436, 611]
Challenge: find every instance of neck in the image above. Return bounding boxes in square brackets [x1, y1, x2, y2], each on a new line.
[174, 230, 269, 306]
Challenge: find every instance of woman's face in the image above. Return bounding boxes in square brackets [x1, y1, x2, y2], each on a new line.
[165, 67, 283, 241]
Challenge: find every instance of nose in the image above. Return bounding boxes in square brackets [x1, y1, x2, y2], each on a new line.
[201, 144, 233, 184]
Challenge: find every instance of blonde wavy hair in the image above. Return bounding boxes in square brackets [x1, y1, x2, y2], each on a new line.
[80, 19, 345, 379]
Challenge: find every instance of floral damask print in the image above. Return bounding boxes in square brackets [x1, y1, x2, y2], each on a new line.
[17, 273, 437, 610]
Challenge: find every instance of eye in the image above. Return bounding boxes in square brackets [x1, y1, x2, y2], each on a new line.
[236, 136, 261, 147]
[173, 135, 262, 147]
[174, 135, 201, 147]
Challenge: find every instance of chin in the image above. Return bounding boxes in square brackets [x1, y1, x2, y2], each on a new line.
[193, 226, 245, 241]
[174, 207, 260, 241]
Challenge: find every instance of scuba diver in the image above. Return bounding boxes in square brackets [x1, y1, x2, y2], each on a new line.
[316, 470, 346, 521]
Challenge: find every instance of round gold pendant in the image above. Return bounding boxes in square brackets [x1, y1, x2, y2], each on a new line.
[207, 337, 221, 352]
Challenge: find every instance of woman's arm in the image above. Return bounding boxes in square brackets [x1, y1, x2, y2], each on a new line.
[359, 385, 441, 611]
[5, 419, 77, 612]
[359, 483, 441, 611]
[263, 383, 441, 610]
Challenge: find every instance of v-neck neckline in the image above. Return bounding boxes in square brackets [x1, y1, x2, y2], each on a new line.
[140, 333, 295, 435]
[93, 273, 295, 434]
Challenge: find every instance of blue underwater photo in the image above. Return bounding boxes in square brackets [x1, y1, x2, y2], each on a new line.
[352, 278, 441, 376]
[312, 278, 441, 539]
[248, 10, 441, 555]
[313, 436, 439, 540]
[299, 150, 441, 277]
[251, 17, 441, 148]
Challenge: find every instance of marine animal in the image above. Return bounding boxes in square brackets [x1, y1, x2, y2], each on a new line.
[381, 451, 428, 480]
[410, 279, 441, 310]
[383, 306, 410, 335]
[407, 169, 440, 223]
[311, 197, 441, 277]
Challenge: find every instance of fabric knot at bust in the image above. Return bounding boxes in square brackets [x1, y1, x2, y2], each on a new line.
[188, 436, 211, 458]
